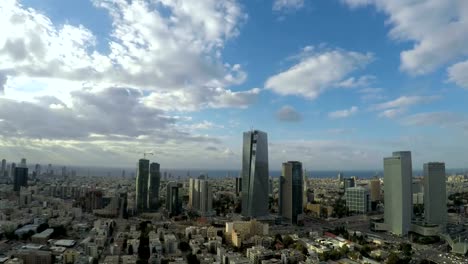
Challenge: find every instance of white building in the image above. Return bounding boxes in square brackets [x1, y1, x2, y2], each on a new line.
[344, 187, 370, 214]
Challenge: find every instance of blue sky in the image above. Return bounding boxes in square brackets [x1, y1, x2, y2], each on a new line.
[0, 0, 467, 170]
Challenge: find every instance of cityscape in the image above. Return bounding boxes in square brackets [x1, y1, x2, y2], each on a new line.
[1, 129, 468, 264]
[1, 0, 468, 264]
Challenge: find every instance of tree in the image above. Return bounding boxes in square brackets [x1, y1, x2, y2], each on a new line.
[186, 254, 200, 264]
[283, 235, 294, 248]
[128, 244, 134, 255]
[399, 243, 412, 256]
[122, 239, 128, 252]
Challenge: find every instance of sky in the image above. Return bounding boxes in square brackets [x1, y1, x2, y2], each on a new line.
[0, 0, 468, 170]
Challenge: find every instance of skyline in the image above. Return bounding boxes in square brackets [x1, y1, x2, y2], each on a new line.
[1, 0, 468, 170]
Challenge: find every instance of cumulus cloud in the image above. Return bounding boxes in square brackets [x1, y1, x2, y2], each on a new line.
[265, 47, 373, 99]
[341, 0, 468, 76]
[0, 0, 254, 110]
[328, 106, 358, 119]
[373, 95, 439, 118]
[448, 60, 468, 88]
[273, 0, 304, 11]
[276, 105, 302, 122]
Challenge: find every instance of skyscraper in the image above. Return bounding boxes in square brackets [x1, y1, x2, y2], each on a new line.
[11, 162, 16, 180]
[14, 167, 28, 192]
[166, 182, 181, 216]
[20, 158, 27, 168]
[370, 178, 381, 202]
[384, 151, 412, 236]
[136, 159, 150, 212]
[1, 159, 6, 178]
[423, 162, 447, 227]
[189, 177, 213, 216]
[279, 161, 303, 225]
[148, 162, 161, 211]
[242, 130, 269, 218]
[235, 177, 242, 196]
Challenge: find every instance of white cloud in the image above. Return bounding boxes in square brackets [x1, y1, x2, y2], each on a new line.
[276, 105, 302, 122]
[402, 112, 468, 131]
[341, 0, 468, 76]
[328, 106, 358, 119]
[448, 60, 468, 88]
[338, 75, 375, 88]
[273, 0, 304, 11]
[265, 47, 373, 99]
[0, 0, 254, 111]
[372, 95, 439, 118]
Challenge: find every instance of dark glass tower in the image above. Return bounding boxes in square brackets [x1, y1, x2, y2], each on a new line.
[279, 161, 303, 224]
[166, 182, 181, 216]
[14, 167, 28, 192]
[148, 162, 161, 211]
[136, 159, 150, 212]
[241, 130, 269, 218]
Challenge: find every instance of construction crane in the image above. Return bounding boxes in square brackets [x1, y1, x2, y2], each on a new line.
[143, 152, 154, 159]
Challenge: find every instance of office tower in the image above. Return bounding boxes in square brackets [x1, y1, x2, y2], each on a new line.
[337, 172, 344, 181]
[189, 177, 213, 215]
[14, 167, 28, 192]
[1, 159, 5, 178]
[424, 162, 447, 226]
[235, 177, 242, 196]
[20, 158, 27, 168]
[345, 187, 370, 214]
[148, 162, 161, 211]
[303, 169, 309, 208]
[242, 130, 269, 218]
[384, 151, 412, 236]
[34, 164, 41, 177]
[11, 162, 16, 180]
[370, 178, 381, 202]
[136, 159, 150, 212]
[279, 161, 303, 224]
[47, 164, 52, 174]
[189, 178, 200, 209]
[163, 171, 167, 181]
[199, 178, 213, 215]
[122, 170, 126, 177]
[166, 182, 181, 216]
[343, 178, 355, 190]
[62, 166, 67, 177]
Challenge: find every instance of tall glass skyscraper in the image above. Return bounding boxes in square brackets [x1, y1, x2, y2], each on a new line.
[241, 130, 269, 218]
[424, 162, 447, 227]
[279, 161, 303, 224]
[166, 182, 181, 216]
[136, 159, 150, 212]
[384, 151, 412, 236]
[148, 162, 161, 211]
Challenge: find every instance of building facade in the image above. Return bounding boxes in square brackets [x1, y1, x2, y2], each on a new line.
[344, 187, 370, 214]
[136, 159, 150, 212]
[384, 151, 412, 236]
[148, 162, 161, 211]
[166, 182, 181, 216]
[242, 130, 269, 218]
[189, 177, 213, 216]
[423, 162, 447, 226]
[13, 167, 28, 192]
[279, 161, 303, 224]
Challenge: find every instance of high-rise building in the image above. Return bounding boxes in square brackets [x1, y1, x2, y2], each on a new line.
[189, 177, 213, 215]
[279, 161, 303, 225]
[343, 178, 355, 190]
[423, 162, 447, 226]
[11, 162, 16, 180]
[370, 178, 381, 202]
[34, 164, 41, 179]
[166, 182, 181, 216]
[337, 172, 344, 181]
[384, 151, 412, 236]
[242, 130, 269, 218]
[235, 177, 242, 196]
[303, 169, 309, 208]
[136, 159, 150, 212]
[20, 158, 27, 168]
[14, 167, 28, 192]
[1, 159, 6, 178]
[148, 162, 161, 211]
[344, 187, 370, 214]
